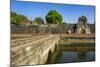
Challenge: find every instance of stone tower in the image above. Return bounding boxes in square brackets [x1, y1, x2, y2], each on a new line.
[75, 16, 91, 34]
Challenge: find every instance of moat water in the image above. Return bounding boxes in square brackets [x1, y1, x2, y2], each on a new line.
[46, 43, 95, 64]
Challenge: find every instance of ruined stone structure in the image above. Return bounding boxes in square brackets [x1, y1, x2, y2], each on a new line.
[75, 16, 91, 34]
[11, 16, 95, 35]
[11, 34, 60, 66]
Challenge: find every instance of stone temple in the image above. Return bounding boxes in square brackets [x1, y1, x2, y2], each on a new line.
[75, 16, 91, 34]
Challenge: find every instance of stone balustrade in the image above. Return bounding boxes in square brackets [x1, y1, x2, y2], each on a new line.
[11, 34, 60, 66]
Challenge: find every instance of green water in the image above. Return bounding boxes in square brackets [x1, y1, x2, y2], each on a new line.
[46, 43, 95, 64]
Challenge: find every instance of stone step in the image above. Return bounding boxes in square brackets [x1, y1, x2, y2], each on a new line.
[11, 35, 49, 46]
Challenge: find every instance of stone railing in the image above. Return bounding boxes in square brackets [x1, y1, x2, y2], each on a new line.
[11, 34, 60, 66]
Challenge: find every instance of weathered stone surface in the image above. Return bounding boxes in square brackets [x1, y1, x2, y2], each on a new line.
[11, 35, 60, 66]
[75, 16, 91, 34]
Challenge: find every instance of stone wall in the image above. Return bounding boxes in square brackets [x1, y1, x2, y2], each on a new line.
[11, 23, 95, 34]
[11, 24, 70, 34]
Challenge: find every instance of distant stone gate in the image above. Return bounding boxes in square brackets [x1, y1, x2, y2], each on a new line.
[75, 16, 91, 34]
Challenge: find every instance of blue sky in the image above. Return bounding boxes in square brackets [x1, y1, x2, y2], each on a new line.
[11, 0, 95, 24]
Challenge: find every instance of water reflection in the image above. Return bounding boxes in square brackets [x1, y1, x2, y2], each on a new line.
[59, 52, 78, 63]
[78, 51, 87, 60]
[86, 51, 95, 61]
[46, 44, 95, 64]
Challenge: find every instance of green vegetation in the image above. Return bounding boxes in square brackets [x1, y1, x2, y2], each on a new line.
[34, 17, 44, 24]
[45, 10, 63, 24]
[11, 10, 64, 25]
[11, 11, 95, 34]
[11, 12, 28, 25]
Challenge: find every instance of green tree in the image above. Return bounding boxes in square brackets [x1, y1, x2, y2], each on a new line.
[34, 17, 44, 24]
[45, 10, 63, 24]
[17, 14, 28, 25]
[11, 12, 18, 25]
[11, 12, 28, 25]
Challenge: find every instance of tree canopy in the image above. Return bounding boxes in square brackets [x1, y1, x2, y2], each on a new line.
[34, 17, 44, 24]
[11, 12, 28, 25]
[45, 10, 63, 24]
